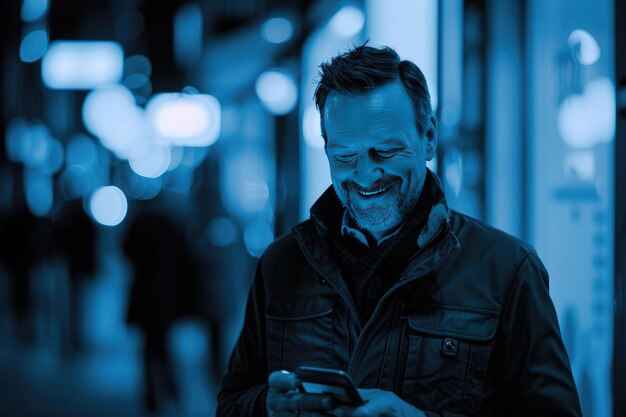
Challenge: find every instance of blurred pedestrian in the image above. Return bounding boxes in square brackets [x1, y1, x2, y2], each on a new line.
[0, 208, 54, 345]
[123, 205, 200, 413]
[54, 199, 97, 356]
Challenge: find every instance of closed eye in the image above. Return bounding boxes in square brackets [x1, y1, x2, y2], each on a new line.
[333, 153, 357, 162]
[374, 148, 401, 158]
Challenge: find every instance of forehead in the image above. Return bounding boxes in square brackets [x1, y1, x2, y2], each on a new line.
[324, 80, 418, 148]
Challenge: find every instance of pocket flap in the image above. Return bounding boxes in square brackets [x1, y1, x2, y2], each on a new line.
[267, 294, 336, 321]
[407, 305, 498, 341]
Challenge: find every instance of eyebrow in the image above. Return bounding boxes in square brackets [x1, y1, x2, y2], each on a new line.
[326, 143, 351, 149]
[326, 138, 406, 149]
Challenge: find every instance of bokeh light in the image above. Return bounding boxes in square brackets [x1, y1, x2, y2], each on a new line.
[20, 123, 51, 168]
[243, 220, 273, 258]
[255, 70, 298, 115]
[82, 84, 145, 159]
[59, 164, 96, 200]
[21, 0, 48, 22]
[128, 140, 172, 178]
[66, 134, 99, 170]
[42, 41, 124, 89]
[24, 169, 53, 217]
[123, 55, 153, 104]
[206, 217, 239, 247]
[328, 5, 364, 38]
[116, 165, 162, 200]
[145, 93, 221, 147]
[221, 149, 273, 221]
[89, 186, 128, 226]
[568, 29, 601, 65]
[19, 29, 48, 63]
[558, 77, 615, 149]
[38, 137, 64, 175]
[303, 106, 324, 148]
[261, 17, 293, 44]
[174, 3, 203, 67]
[166, 146, 184, 171]
[5, 118, 30, 163]
[124, 54, 152, 77]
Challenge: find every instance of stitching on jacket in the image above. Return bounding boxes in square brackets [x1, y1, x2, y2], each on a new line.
[500, 251, 534, 335]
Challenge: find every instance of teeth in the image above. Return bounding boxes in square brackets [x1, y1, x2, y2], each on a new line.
[358, 187, 388, 196]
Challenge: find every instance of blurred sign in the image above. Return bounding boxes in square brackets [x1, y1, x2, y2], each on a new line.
[145, 93, 221, 147]
[42, 41, 123, 89]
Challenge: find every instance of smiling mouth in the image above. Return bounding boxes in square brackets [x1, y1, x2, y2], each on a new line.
[357, 186, 390, 197]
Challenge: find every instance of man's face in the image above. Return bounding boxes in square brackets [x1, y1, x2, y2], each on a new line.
[323, 80, 436, 238]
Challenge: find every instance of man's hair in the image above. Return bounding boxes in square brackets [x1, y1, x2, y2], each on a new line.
[314, 44, 433, 143]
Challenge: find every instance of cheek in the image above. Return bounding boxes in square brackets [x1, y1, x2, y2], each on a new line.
[329, 164, 351, 182]
[387, 161, 417, 184]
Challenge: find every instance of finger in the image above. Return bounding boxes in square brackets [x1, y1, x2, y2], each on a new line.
[272, 393, 336, 411]
[269, 370, 300, 392]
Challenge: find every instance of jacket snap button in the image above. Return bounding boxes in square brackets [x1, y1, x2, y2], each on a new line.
[441, 338, 459, 358]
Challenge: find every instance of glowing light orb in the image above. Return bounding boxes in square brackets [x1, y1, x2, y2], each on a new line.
[20, 30, 48, 63]
[568, 29, 601, 65]
[261, 17, 293, 44]
[89, 186, 128, 226]
[82, 84, 145, 158]
[255, 70, 298, 115]
[328, 5, 364, 38]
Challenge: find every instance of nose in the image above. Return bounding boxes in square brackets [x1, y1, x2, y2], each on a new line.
[353, 154, 383, 187]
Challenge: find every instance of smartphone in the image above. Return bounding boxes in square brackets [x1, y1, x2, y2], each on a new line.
[296, 366, 364, 407]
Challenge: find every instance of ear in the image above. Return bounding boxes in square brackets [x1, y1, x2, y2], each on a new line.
[424, 115, 437, 161]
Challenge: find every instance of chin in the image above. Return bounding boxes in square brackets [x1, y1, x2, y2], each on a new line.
[349, 206, 404, 233]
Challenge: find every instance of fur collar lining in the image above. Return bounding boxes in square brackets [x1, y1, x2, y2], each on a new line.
[417, 201, 450, 248]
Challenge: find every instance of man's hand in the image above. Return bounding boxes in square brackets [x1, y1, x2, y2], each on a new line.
[332, 389, 426, 417]
[266, 370, 336, 416]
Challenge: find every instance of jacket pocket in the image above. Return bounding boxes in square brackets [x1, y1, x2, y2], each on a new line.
[401, 305, 498, 414]
[266, 293, 336, 372]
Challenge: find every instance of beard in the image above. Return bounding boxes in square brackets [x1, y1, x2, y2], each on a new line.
[335, 175, 420, 235]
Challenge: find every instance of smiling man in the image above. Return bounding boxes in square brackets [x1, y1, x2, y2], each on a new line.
[217, 45, 582, 417]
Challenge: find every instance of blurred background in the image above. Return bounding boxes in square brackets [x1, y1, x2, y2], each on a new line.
[0, 0, 624, 416]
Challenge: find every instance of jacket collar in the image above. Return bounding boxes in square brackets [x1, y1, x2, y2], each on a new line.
[293, 170, 456, 328]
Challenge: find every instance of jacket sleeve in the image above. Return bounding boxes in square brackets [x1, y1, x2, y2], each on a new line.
[216, 260, 269, 417]
[498, 252, 582, 416]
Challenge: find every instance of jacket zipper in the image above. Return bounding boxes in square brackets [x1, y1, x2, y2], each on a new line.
[392, 301, 408, 393]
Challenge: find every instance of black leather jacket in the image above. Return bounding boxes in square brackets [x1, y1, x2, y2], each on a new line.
[217, 176, 582, 417]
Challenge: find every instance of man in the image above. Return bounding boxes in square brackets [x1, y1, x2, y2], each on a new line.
[217, 45, 582, 416]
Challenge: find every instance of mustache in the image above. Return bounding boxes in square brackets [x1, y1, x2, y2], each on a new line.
[342, 177, 401, 193]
